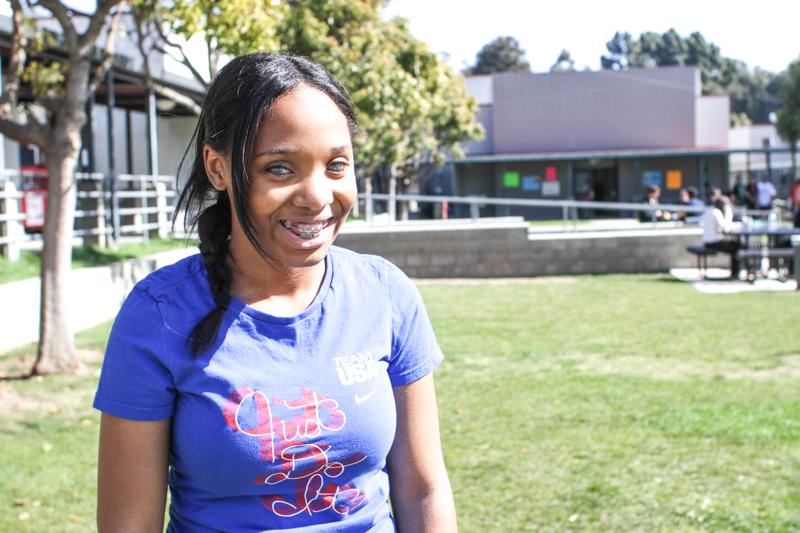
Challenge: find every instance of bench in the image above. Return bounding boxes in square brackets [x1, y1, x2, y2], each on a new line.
[736, 248, 795, 281]
[687, 244, 717, 277]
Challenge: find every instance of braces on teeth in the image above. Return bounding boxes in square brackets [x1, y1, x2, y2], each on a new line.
[283, 220, 328, 239]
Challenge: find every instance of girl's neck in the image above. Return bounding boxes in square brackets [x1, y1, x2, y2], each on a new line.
[227, 250, 327, 317]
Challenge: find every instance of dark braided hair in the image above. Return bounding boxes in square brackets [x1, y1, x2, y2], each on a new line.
[173, 53, 359, 356]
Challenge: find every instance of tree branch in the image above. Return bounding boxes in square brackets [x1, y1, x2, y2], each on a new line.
[87, 3, 125, 94]
[38, 0, 79, 56]
[77, 0, 125, 56]
[152, 83, 202, 115]
[153, 19, 209, 89]
[128, 11, 202, 115]
[0, 113, 52, 149]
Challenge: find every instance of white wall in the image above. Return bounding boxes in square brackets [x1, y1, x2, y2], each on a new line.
[92, 104, 132, 175]
[465, 75, 493, 105]
[157, 116, 199, 185]
[695, 95, 729, 147]
[93, 105, 189, 177]
[128, 111, 150, 175]
[3, 136, 19, 170]
[729, 124, 796, 174]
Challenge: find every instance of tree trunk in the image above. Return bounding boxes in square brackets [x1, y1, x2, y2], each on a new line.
[33, 143, 82, 375]
[32, 62, 90, 375]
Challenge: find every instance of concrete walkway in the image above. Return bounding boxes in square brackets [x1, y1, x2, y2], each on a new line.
[0, 247, 197, 353]
[669, 267, 798, 293]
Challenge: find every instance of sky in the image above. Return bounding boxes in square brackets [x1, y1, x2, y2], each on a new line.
[381, 0, 800, 74]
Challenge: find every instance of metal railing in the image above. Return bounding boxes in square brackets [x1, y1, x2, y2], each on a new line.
[359, 191, 779, 230]
[0, 171, 178, 261]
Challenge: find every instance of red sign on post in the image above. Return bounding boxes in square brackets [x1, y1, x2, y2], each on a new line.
[22, 190, 46, 230]
[20, 165, 48, 232]
[544, 166, 557, 182]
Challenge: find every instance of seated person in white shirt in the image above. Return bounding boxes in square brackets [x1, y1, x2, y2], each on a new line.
[702, 197, 742, 278]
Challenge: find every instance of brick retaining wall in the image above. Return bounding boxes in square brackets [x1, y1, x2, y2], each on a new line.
[337, 222, 724, 278]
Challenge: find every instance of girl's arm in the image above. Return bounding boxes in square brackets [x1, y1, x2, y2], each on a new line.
[387, 373, 457, 532]
[97, 413, 171, 533]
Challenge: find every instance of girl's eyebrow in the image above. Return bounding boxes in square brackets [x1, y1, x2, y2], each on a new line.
[253, 148, 297, 157]
[253, 145, 351, 158]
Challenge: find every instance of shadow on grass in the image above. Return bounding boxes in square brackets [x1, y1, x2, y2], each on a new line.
[0, 371, 34, 381]
[0, 348, 35, 381]
[653, 274, 687, 284]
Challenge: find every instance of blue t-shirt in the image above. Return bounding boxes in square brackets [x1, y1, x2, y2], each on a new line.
[93, 246, 443, 532]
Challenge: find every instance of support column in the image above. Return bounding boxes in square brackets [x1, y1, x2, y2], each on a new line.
[106, 68, 120, 242]
[746, 151, 751, 181]
[81, 94, 95, 172]
[388, 169, 397, 225]
[146, 89, 159, 176]
[763, 139, 772, 183]
[364, 174, 373, 224]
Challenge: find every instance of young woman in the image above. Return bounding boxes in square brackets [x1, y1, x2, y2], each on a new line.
[701, 196, 740, 278]
[94, 53, 457, 532]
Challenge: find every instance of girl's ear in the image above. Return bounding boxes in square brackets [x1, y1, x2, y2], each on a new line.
[203, 145, 228, 191]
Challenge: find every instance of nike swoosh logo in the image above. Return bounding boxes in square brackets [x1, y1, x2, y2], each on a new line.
[354, 389, 377, 405]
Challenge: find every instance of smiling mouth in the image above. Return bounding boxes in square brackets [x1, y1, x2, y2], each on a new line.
[280, 217, 335, 240]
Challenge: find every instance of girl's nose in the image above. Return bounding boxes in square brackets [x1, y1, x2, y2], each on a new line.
[294, 171, 334, 210]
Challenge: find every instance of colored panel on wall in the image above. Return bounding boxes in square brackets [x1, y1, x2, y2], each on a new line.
[642, 170, 662, 187]
[503, 171, 520, 188]
[666, 169, 682, 190]
[522, 175, 541, 191]
[542, 181, 560, 196]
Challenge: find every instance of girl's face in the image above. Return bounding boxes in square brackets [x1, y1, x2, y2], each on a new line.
[209, 85, 356, 270]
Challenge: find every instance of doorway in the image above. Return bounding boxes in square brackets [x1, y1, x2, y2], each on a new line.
[573, 167, 619, 217]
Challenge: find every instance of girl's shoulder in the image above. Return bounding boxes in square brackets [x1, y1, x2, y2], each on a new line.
[134, 252, 206, 301]
[329, 246, 413, 292]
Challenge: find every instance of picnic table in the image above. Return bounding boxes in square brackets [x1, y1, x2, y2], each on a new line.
[726, 225, 800, 281]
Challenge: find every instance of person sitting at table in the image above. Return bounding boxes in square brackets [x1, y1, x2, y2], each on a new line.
[638, 185, 671, 222]
[677, 186, 705, 223]
[702, 196, 741, 279]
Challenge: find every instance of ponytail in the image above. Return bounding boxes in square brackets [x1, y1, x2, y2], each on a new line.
[189, 195, 232, 356]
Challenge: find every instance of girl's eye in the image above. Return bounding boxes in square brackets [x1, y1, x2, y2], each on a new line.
[266, 164, 292, 177]
[328, 161, 348, 173]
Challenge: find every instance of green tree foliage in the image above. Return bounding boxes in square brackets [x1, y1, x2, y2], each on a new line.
[465, 36, 531, 75]
[600, 31, 633, 70]
[776, 58, 800, 179]
[143, 0, 482, 188]
[132, 0, 286, 88]
[550, 49, 575, 72]
[601, 29, 785, 125]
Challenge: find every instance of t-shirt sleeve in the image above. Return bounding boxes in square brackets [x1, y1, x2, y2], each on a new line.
[385, 262, 444, 386]
[93, 286, 175, 420]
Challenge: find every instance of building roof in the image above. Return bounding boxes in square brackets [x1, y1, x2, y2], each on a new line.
[452, 145, 793, 164]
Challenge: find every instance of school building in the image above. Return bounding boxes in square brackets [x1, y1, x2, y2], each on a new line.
[453, 66, 748, 219]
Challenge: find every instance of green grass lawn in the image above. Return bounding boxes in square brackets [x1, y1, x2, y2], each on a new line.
[1, 274, 798, 531]
[0, 238, 196, 284]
